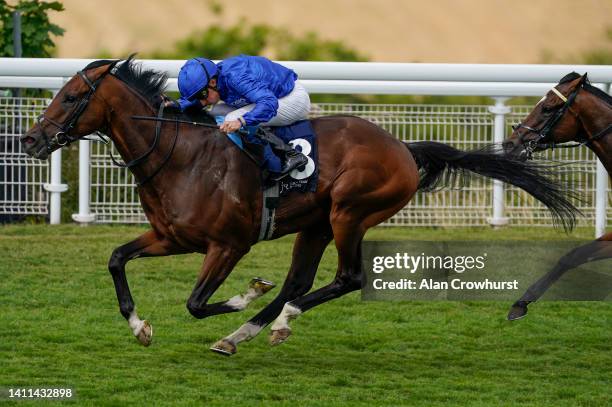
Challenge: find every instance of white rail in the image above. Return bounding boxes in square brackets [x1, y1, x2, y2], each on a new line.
[2, 58, 612, 82]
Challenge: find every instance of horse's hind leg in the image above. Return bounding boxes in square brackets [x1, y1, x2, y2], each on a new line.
[508, 232, 612, 320]
[109, 230, 185, 346]
[269, 216, 365, 346]
[210, 226, 332, 356]
[268, 171, 414, 346]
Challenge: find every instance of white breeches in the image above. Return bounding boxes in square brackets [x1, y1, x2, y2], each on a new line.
[208, 81, 311, 126]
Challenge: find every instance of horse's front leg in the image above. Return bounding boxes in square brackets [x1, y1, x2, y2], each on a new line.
[508, 232, 612, 320]
[186, 243, 252, 319]
[109, 230, 186, 346]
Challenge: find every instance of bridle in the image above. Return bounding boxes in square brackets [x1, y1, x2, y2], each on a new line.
[36, 66, 115, 154]
[512, 76, 612, 159]
[35, 61, 180, 187]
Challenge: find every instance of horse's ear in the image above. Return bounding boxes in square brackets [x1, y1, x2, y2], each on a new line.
[580, 72, 589, 85]
[109, 59, 120, 70]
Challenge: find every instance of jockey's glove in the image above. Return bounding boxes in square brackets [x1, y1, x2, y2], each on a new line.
[161, 95, 181, 112]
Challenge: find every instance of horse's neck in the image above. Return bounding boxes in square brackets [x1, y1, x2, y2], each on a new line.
[580, 94, 612, 176]
[105, 85, 160, 165]
[103, 82, 232, 193]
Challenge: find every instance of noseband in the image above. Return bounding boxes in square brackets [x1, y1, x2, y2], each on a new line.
[37, 68, 112, 154]
[512, 83, 583, 159]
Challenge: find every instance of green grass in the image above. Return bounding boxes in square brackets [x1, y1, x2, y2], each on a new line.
[0, 225, 610, 406]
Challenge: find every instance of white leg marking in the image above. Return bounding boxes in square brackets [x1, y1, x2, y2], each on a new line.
[128, 311, 145, 336]
[225, 285, 265, 311]
[225, 322, 264, 344]
[270, 303, 302, 331]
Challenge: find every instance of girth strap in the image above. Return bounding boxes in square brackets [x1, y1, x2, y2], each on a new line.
[258, 183, 279, 241]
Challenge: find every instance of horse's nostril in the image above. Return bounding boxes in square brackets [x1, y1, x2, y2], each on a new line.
[23, 136, 36, 145]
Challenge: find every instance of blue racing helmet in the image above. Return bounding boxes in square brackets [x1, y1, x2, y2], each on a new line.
[177, 57, 218, 102]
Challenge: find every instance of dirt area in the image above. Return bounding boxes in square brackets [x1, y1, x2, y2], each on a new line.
[50, 0, 612, 63]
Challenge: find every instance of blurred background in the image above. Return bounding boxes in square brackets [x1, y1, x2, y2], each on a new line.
[3, 0, 612, 63]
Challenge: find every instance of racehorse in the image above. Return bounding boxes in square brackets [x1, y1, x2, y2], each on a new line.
[21, 57, 579, 355]
[504, 72, 612, 320]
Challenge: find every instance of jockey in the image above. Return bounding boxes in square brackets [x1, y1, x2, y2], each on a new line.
[168, 55, 310, 178]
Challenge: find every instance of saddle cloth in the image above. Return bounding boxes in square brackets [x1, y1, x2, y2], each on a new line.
[272, 120, 319, 196]
[219, 118, 319, 196]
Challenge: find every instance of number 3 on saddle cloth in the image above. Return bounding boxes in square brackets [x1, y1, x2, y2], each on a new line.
[215, 116, 319, 196]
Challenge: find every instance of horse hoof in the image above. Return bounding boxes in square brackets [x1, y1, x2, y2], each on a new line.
[210, 339, 236, 356]
[269, 328, 292, 346]
[507, 302, 529, 321]
[249, 277, 276, 295]
[136, 320, 153, 347]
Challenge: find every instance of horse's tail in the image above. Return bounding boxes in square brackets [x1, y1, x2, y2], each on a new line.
[404, 141, 581, 231]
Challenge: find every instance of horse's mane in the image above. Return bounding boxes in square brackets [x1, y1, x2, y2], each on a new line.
[84, 55, 168, 108]
[559, 71, 612, 107]
[83, 55, 217, 125]
[114, 55, 168, 107]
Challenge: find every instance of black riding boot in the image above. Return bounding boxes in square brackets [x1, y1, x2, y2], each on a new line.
[257, 128, 308, 180]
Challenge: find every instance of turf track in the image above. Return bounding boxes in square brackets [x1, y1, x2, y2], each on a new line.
[0, 225, 610, 406]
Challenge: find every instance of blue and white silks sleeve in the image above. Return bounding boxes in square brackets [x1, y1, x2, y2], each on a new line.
[231, 79, 280, 126]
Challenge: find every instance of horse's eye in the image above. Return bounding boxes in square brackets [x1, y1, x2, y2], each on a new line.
[63, 95, 77, 104]
[541, 105, 554, 113]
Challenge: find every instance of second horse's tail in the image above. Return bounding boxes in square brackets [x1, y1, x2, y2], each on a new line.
[404, 141, 581, 231]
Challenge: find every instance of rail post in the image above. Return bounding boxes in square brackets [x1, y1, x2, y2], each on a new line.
[487, 97, 510, 227]
[43, 91, 68, 224]
[44, 149, 67, 224]
[595, 160, 608, 238]
[71, 139, 95, 225]
[594, 82, 610, 238]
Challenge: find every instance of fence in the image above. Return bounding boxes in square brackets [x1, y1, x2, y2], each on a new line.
[0, 96, 50, 220]
[0, 59, 610, 235]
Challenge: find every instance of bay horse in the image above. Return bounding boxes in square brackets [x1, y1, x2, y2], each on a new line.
[21, 57, 579, 355]
[504, 72, 612, 320]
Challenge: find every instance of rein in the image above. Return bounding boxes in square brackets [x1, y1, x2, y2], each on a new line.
[131, 115, 266, 168]
[131, 115, 220, 129]
[112, 103, 180, 187]
[513, 78, 611, 158]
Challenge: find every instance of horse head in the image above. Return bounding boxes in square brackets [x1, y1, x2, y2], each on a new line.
[503, 72, 588, 160]
[20, 60, 120, 160]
